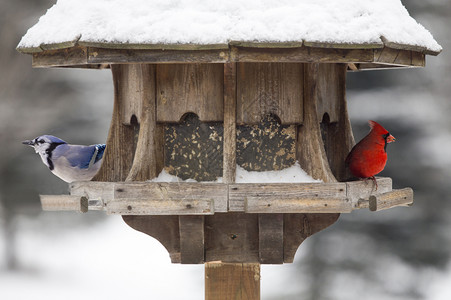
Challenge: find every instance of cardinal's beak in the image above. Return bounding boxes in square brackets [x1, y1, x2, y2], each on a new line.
[22, 140, 35, 146]
[387, 134, 396, 143]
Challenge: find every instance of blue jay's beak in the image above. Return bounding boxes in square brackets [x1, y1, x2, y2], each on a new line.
[22, 140, 35, 146]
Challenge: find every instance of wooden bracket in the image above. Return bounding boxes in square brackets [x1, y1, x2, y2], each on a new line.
[369, 188, 414, 211]
[40, 195, 88, 213]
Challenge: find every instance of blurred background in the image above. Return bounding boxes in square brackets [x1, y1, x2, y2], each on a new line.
[1, 1, 450, 299]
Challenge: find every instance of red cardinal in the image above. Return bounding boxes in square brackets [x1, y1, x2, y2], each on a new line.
[345, 120, 395, 189]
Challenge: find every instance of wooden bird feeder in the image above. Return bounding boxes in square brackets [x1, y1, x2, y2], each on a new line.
[19, 1, 440, 299]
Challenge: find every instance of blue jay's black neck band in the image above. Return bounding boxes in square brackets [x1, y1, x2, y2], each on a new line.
[46, 142, 65, 170]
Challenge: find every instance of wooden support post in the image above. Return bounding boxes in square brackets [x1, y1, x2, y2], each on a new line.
[205, 262, 260, 300]
[223, 62, 237, 185]
[258, 214, 283, 264]
[179, 216, 205, 264]
[205, 62, 261, 299]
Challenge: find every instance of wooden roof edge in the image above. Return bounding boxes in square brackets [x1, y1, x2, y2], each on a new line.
[18, 38, 441, 55]
[28, 43, 426, 69]
[380, 35, 442, 56]
[303, 41, 383, 50]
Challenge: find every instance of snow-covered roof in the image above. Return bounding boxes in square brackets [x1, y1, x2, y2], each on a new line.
[17, 0, 441, 55]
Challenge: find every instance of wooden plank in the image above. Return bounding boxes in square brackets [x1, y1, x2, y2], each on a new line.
[229, 41, 303, 48]
[125, 64, 161, 181]
[29, 45, 430, 68]
[236, 62, 303, 125]
[40, 195, 88, 213]
[205, 213, 259, 262]
[88, 47, 229, 64]
[69, 181, 115, 201]
[223, 62, 237, 185]
[179, 216, 205, 264]
[258, 214, 283, 264]
[374, 48, 425, 67]
[80, 41, 229, 51]
[156, 64, 224, 122]
[232, 46, 375, 63]
[229, 183, 346, 212]
[106, 198, 213, 215]
[296, 63, 337, 182]
[246, 196, 352, 213]
[304, 41, 383, 49]
[346, 177, 392, 209]
[92, 65, 138, 182]
[114, 182, 228, 213]
[369, 188, 413, 212]
[32, 46, 88, 68]
[316, 64, 343, 123]
[117, 64, 144, 125]
[205, 262, 260, 300]
[318, 64, 355, 181]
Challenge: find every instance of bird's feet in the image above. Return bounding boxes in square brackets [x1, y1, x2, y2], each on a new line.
[359, 176, 378, 191]
[369, 176, 378, 191]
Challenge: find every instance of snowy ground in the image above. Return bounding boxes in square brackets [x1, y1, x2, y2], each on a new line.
[0, 214, 309, 300]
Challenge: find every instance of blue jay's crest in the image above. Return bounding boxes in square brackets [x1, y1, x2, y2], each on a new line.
[23, 135, 106, 183]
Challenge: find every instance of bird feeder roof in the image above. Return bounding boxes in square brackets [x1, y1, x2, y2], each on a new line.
[17, 0, 441, 69]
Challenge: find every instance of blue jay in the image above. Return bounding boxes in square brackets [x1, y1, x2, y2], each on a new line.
[22, 135, 106, 183]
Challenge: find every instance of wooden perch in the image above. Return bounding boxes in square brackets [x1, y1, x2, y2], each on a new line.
[369, 188, 414, 211]
[40, 195, 88, 213]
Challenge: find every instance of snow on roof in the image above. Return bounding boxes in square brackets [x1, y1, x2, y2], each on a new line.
[18, 0, 441, 54]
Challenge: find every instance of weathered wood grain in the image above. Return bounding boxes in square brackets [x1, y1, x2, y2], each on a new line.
[40, 195, 88, 213]
[92, 65, 137, 182]
[205, 262, 260, 300]
[369, 188, 413, 212]
[105, 198, 213, 215]
[316, 64, 343, 123]
[247, 197, 352, 213]
[374, 48, 425, 67]
[205, 213, 259, 262]
[117, 64, 143, 125]
[296, 63, 337, 183]
[237, 62, 303, 125]
[157, 64, 224, 122]
[230, 183, 346, 212]
[125, 64, 161, 181]
[346, 177, 392, 209]
[114, 182, 227, 213]
[258, 214, 284, 264]
[318, 64, 355, 181]
[88, 47, 229, 64]
[223, 62, 237, 185]
[179, 216, 205, 264]
[32, 46, 87, 68]
[28, 45, 430, 70]
[70, 181, 114, 201]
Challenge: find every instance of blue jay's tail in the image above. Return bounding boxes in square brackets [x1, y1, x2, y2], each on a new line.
[94, 144, 106, 164]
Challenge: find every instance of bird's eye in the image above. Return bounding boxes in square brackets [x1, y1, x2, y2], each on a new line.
[38, 139, 45, 144]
